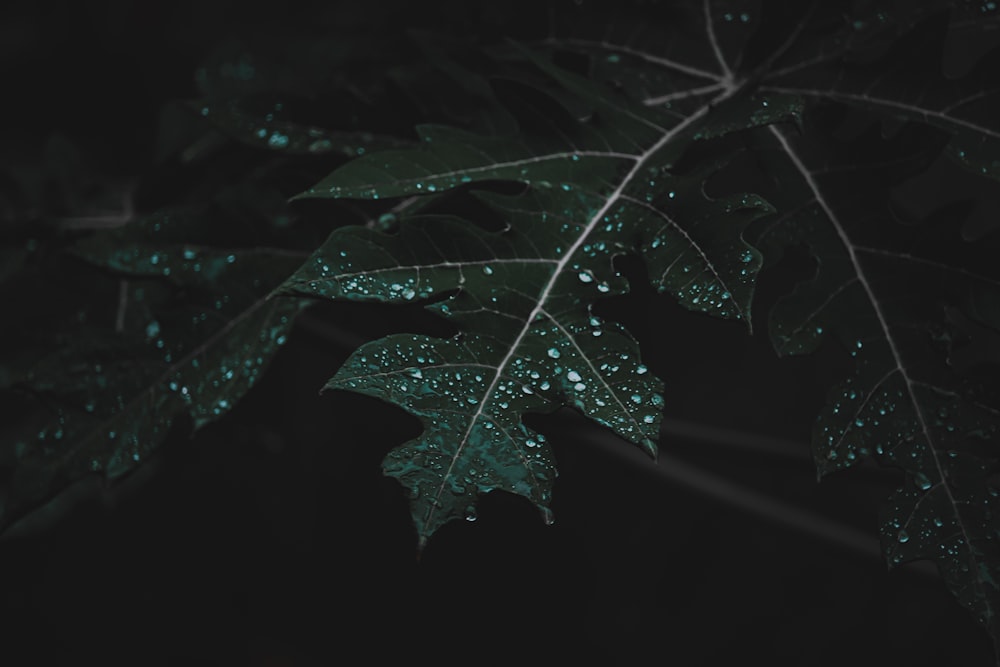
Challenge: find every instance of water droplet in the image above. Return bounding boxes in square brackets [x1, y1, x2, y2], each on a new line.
[567, 370, 582, 382]
[914, 472, 933, 491]
[482, 265, 494, 275]
[268, 132, 289, 148]
[547, 348, 561, 359]
[578, 271, 593, 283]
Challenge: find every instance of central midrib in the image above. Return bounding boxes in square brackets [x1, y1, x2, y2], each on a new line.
[421, 88, 738, 537]
[768, 124, 987, 618]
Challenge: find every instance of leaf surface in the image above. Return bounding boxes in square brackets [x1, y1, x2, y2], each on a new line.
[284, 34, 791, 542]
[0, 209, 306, 531]
[542, 0, 1000, 643]
[757, 119, 1000, 636]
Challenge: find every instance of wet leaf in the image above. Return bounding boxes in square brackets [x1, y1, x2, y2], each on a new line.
[528, 0, 1000, 647]
[285, 36, 788, 544]
[756, 114, 1000, 638]
[0, 208, 308, 531]
[4, 1, 1000, 657]
[190, 100, 412, 158]
[757, 3, 1000, 181]
[283, 0, 1000, 651]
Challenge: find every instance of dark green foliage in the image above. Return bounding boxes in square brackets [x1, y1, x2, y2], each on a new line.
[2, 0, 999, 659]
[0, 206, 307, 531]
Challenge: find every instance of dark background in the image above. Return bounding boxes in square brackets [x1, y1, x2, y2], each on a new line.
[0, 1, 996, 665]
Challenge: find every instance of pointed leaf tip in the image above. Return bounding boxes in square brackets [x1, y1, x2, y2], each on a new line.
[541, 506, 555, 526]
[641, 438, 658, 461]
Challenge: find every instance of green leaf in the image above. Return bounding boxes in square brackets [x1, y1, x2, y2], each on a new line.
[542, 1, 1000, 645]
[282, 41, 783, 540]
[0, 209, 307, 531]
[757, 5, 1000, 180]
[191, 100, 412, 157]
[757, 116, 1000, 637]
[6, 1, 999, 657]
[285, 185, 770, 541]
[297, 66, 799, 203]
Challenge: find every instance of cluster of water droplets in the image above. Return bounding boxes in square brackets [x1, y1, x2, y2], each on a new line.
[330, 332, 559, 536]
[18, 229, 305, 489]
[630, 191, 762, 322]
[196, 99, 382, 157]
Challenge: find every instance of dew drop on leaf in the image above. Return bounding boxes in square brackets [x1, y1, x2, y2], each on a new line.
[914, 472, 933, 491]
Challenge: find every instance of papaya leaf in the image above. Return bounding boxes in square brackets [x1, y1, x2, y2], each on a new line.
[0, 208, 308, 532]
[284, 183, 771, 545]
[190, 100, 412, 157]
[5, 0, 999, 658]
[756, 116, 1000, 639]
[536, 0, 1000, 647]
[756, 4, 1000, 180]
[296, 45, 800, 203]
[282, 0, 1000, 651]
[284, 31, 799, 544]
